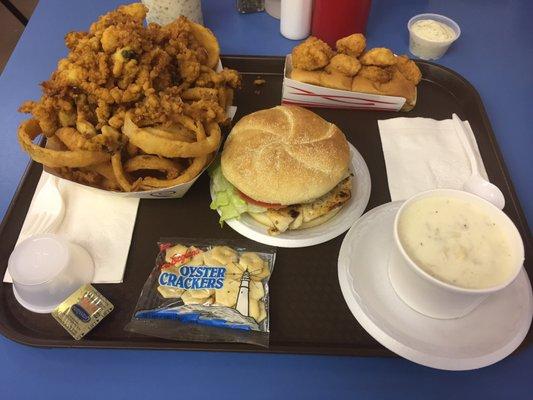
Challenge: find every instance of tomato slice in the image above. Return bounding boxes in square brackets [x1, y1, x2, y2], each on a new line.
[237, 190, 285, 210]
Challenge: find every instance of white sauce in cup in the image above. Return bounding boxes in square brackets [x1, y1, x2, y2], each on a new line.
[408, 14, 460, 60]
[410, 19, 456, 42]
[398, 196, 515, 289]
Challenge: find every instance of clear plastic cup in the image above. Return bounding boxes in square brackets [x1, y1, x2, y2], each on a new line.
[407, 13, 461, 60]
[8, 234, 94, 313]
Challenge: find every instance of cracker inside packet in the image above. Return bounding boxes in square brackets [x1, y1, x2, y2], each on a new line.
[125, 239, 276, 347]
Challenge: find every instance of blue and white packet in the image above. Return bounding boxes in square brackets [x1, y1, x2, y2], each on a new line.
[125, 238, 276, 347]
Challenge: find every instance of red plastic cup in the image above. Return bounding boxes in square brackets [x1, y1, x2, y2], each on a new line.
[311, 0, 372, 47]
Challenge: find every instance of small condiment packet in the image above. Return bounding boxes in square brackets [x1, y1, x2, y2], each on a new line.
[52, 284, 113, 340]
[378, 117, 488, 201]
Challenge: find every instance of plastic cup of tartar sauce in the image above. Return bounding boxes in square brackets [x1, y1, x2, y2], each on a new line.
[408, 13, 461, 60]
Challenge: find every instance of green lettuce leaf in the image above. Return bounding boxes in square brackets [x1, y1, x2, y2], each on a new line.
[209, 162, 266, 225]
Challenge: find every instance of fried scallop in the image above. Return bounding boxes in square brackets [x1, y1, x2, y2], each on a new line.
[336, 33, 366, 57]
[358, 66, 393, 83]
[292, 36, 335, 71]
[360, 47, 397, 66]
[395, 55, 422, 84]
[325, 54, 362, 77]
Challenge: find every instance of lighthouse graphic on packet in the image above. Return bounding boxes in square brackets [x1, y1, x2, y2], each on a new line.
[235, 271, 250, 317]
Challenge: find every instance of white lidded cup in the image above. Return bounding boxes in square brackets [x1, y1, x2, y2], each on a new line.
[388, 189, 524, 319]
[407, 13, 461, 60]
[8, 234, 94, 313]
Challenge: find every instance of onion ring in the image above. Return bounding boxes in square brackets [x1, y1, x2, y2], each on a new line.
[124, 155, 182, 179]
[111, 152, 132, 191]
[87, 161, 117, 182]
[126, 142, 139, 157]
[135, 120, 212, 189]
[81, 162, 120, 191]
[45, 135, 68, 151]
[137, 155, 207, 189]
[18, 119, 110, 168]
[142, 125, 196, 143]
[123, 115, 220, 158]
[189, 21, 220, 69]
[80, 161, 120, 191]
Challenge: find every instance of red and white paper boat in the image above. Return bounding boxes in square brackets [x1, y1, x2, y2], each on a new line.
[282, 55, 412, 112]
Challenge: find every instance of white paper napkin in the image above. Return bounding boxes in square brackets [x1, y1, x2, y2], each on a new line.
[4, 171, 139, 283]
[378, 117, 488, 201]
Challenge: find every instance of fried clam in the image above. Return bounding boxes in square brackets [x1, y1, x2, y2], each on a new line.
[181, 87, 219, 102]
[18, 119, 110, 168]
[55, 127, 101, 151]
[55, 124, 123, 153]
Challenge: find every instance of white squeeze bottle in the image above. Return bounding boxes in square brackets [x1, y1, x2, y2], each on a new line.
[280, 0, 313, 40]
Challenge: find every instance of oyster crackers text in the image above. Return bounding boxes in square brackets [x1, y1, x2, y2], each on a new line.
[159, 266, 227, 290]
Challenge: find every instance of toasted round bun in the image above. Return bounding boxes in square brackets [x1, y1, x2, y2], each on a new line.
[351, 67, 417, 111]
[292, 67, 417, 111]
[291, 69, 352, 91]
[221, 106, 350, 205]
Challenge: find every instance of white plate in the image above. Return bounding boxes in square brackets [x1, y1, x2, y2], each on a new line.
[211, 143, 371, 248]
[338, 201, 533, 371]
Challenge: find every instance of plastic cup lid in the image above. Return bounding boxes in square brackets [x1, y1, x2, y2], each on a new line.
[8, 234, 69, 285]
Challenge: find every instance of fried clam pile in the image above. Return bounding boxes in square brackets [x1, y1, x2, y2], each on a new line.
[18, 3, 241, 192]
[290, 34, 421, 111]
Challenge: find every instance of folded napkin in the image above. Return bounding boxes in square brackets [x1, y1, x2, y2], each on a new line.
[4, 171, 139, 283]
[378, 117, 488, 201]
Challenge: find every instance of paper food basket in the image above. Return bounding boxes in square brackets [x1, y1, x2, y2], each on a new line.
[281, 55, 415, 112]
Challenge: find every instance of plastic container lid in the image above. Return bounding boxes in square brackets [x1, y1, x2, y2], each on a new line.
[8, 234, 94, 313]
[8, 235, 69, 285]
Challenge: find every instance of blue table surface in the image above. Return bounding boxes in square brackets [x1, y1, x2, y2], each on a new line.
[0, 0, 532, 398]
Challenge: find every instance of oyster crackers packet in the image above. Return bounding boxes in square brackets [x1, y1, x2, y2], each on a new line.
[125, 239, 276, 347]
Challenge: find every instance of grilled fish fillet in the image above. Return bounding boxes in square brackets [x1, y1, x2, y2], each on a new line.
[250, 177, 352, 234]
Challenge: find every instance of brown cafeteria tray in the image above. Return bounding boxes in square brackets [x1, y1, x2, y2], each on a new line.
[0, 56, 531, 355]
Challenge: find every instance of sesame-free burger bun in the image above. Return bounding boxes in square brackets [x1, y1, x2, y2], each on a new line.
[221, 105, 350, 205]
